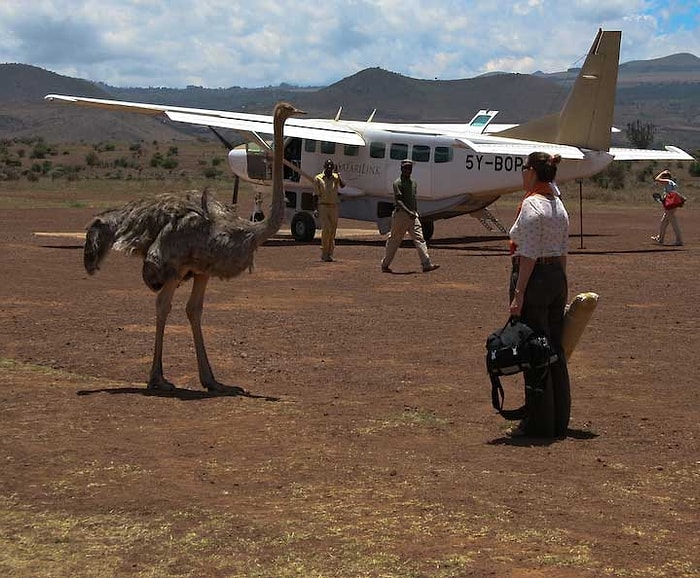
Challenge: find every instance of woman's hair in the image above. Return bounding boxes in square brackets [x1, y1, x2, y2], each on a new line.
[526, 152, 562, 183]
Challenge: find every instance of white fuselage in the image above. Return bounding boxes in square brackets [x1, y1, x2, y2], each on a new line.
[228, 121, 614, 227]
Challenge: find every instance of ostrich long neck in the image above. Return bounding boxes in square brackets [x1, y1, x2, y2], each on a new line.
[256, 108, 288, 244]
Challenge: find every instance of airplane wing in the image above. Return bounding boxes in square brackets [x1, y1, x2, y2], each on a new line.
[609, 146, 695, 161]
[44, 94, 366, 146]
[454, 135, 586, 159]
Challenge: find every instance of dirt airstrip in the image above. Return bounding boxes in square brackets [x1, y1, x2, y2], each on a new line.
[0, 190, 698, 577]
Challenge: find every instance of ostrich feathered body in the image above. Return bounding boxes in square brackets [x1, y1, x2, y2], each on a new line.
[85, 190, 274, 291]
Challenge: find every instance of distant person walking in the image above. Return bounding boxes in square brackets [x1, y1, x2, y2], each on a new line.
[381, 160, 439, 273]
[651, 169, 684, 246]
[313, 159, 345, 262]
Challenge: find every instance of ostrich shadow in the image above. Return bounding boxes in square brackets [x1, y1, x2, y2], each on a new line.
[77, 383, 280, 402]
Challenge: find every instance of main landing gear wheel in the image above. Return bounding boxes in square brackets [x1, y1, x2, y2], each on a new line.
[291, 212, 316, 242]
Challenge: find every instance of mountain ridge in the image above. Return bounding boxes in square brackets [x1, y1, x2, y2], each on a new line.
[1, 53, 698, 150]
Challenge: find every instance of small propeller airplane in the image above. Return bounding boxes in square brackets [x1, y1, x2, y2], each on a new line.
[46, 29, 694, 241]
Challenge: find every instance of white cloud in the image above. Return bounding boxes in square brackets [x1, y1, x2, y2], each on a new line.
[0, 0, 697, 87]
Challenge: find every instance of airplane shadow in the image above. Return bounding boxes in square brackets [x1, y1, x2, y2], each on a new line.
[570, 247, 682, 255]
[77, 384, 280, 402]
[488, 427, 599, 447]
[40, 234, 679, 257]
[39, 244, 84, 250]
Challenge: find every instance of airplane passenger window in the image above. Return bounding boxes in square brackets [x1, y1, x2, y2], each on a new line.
[434, 146, 453, 163]
[344, 144, 359, 156]
[412, 145, 430, 162]
[370, 142, 385, 158]
[390, 143, 408, 160]
[321, 141, 336, 154]
[304, 139, 317, 153]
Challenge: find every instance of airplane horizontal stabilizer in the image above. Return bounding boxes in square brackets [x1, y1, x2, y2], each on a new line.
[609, 146, 695, 161]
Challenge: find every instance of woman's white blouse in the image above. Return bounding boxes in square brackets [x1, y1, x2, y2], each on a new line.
[509, 195, 569, 259]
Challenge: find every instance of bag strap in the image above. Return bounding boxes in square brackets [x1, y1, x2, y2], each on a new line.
[490, 374, 527, 421]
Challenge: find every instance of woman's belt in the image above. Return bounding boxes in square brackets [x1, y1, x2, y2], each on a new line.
[536, 256, 562, 264]
[512, 255, 563, 265]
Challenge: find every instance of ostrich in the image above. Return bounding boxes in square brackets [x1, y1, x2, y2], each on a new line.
[83, 102, 305, 392]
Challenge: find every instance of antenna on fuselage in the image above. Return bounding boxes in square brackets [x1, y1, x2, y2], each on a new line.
[334, 107, 343, 121]
[366, 109, 376, 123]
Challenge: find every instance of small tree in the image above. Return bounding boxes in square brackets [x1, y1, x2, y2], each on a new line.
[85, 151, 100, 167]
[150, 152, 164, 167]
[626, 120, 656, 149]
[590, 162, 629, 189]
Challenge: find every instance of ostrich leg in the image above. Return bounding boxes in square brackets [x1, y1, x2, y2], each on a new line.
[186, 274, 226, 392]
[148, 279, 178, 390]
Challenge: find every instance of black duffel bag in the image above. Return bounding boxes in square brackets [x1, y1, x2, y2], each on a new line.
[485, 317, 558, 419]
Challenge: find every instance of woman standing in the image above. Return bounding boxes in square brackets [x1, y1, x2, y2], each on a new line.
[651, 170, 684, 246]
[507, 152, 570, 438]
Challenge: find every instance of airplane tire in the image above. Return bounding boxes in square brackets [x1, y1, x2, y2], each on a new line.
[420, 218, 434, 241]
[291, 212, 316, 242]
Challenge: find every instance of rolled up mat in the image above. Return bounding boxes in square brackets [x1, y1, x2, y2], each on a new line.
[562, 292, 599, 360]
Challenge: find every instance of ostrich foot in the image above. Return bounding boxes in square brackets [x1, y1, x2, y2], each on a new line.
[147, 377, 176, 392]
[202, 380, 247, 395]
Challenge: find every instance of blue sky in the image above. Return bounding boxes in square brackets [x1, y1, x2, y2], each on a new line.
[1, 0, 698, 88]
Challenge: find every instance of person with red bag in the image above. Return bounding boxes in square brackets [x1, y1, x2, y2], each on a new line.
[651, 169, 685, 246]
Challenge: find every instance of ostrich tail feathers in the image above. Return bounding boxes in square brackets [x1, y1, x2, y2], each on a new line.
[84, 218, 116, 274]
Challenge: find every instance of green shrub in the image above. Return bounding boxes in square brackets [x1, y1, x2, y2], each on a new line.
[162, 157, 178, 170]
[203, 167, 223, 179]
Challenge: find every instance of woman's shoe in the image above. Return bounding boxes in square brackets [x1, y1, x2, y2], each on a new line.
[505, 424, 528, 438]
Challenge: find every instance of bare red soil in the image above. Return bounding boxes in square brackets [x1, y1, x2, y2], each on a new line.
[0, 195, 697, 577]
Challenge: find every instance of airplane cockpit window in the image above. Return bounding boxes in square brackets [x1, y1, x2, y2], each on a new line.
[304, 139, 317, 153]
[370, 142, 386, 158]
[390, 143, 408, 160]
[434, 146, 453, 163]
[344, 144, 360, 156]
[412, 145, 430, 162]
[321, 141, 336, 155]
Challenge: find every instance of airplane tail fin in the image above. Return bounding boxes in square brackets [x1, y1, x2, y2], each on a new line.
[498, 29, 621, 151]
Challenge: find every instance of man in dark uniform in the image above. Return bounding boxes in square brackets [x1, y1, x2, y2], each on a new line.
[381, 159, 439, 273]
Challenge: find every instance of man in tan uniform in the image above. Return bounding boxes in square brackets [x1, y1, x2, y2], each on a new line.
[313, 159, 345, 262]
